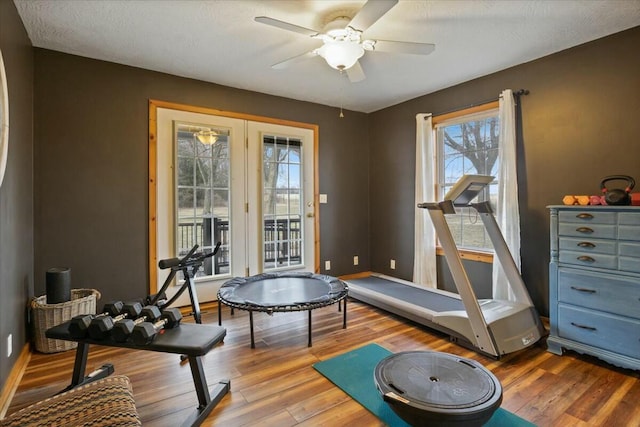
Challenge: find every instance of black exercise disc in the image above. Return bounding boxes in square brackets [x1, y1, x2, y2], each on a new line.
[374, 351, 502, 427]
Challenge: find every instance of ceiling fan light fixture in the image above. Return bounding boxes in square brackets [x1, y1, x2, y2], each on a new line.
[317, 41, 364, 71]
[195, 129, 219, 145]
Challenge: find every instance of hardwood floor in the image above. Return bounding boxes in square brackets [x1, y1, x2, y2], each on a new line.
[6, 299, 640, 426]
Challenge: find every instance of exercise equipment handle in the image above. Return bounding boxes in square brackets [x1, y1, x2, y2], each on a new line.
[194, 241, 222, 262]
[158, 242, 221, 270]
[600, 175, 636, 192]
[158, 257, 180, 270]
[158, 244, 199, 269]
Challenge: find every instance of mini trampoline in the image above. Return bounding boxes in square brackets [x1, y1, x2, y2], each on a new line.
[218, 272, 349, 348]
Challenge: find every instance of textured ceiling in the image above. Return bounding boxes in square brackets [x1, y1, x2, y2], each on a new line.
[13, 0, 640, 113]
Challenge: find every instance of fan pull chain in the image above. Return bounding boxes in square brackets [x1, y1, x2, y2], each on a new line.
[339, 74, 346, 118]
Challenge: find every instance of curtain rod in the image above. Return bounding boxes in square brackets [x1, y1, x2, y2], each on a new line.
[427, 89, 529, 119]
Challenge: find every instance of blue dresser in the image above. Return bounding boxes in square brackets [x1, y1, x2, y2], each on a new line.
[548, 206, 640, 371]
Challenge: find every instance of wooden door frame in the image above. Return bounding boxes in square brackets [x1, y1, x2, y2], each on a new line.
[148, 99, 320, 295]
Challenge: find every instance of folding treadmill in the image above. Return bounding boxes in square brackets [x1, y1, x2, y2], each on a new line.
[347, 175, 544, 358]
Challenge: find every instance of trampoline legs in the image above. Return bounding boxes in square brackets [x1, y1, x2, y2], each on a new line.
[249, 311, 255, 349]
[308, 311, 312, 347]
[343, 297, 347, 329]
[223, 297, 348, 349]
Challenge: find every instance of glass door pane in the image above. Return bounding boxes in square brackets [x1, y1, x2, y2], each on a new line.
[156, 109, 246, 305]
[175, 123, 230, 277]
[246, 121, 315, 276]
[262, 136, 303, 270]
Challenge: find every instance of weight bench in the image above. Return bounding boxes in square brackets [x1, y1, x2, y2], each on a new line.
[43, 321, 230, 427]
[0, 375, 140, 427]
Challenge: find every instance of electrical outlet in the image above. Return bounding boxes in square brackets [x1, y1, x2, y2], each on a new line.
[390, 259, 396, 269]
[325, 260, 331, 270]
[353, 255, 359, 266]
[7, 334, 12, 358]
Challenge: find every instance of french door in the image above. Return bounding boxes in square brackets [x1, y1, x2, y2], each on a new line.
[152, 103, 317, 305]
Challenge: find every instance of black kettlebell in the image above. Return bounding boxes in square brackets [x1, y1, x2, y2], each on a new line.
[600, 175, 635, 206]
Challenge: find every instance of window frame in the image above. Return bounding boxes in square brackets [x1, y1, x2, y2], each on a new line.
[432, 101, 499, 264]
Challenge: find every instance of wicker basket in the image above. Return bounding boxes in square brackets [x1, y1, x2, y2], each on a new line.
[31, 289, 101, 353]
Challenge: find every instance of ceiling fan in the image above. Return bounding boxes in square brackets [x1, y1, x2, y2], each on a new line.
[255, 0, 435, 83]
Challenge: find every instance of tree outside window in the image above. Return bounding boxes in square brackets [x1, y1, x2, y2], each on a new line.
[436, 111, 499, 251]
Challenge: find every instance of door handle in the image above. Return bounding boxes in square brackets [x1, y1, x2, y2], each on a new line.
[306, 213, 314, 218]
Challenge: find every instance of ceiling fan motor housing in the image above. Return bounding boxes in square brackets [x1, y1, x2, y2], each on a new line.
[323, 17, 354, 39]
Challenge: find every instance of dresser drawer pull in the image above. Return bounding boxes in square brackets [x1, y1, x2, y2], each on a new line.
[576, 213, 594, 219]
[577, 255, 596, 263]
[577, 241, 596, 248]
[570, 286, 596, 294]
[575, 227, 594, 234]
[571, 322, 597, 331]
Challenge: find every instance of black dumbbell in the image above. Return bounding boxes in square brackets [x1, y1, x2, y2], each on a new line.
[111, 305, 162, 342]
[68, 301, 124, 339]
[87, 302, 143, 340]
[131, 308, 182, 345]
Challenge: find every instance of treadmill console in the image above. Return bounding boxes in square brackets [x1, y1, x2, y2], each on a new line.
[444, 174, 494, 207]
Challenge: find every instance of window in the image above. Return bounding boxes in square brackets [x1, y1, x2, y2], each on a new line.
[434, 103, 499, 253]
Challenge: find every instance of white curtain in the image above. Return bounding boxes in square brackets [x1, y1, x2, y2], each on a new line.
[413, 114, 437, 288]
[492, 89, 520, 301]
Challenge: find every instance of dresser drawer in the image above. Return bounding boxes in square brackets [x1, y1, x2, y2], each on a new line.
[619, 242, 640, 273]
[558, 268, 640, 318]
[558, 210, 616, 225]
[559, 237, 616, 255]
[620, 242, 640, 257]
[559, 250, 617, 269]
[619, 257, 640, 274]
[558, 223, 616, 239]
[618, 225, 640, 241]
[557, 304, 640, 359]
[619, 212, 640, 225]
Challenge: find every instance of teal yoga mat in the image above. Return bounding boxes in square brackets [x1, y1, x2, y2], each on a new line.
[313, 343, 536, 427]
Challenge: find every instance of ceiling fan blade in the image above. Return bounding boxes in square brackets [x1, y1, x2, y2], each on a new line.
[271, 51, 318, 70]
[373, 40, 436, 56]
[348, 0, 398, 32]
[346, 61, 366, 83]
[255, 16, 319, 37]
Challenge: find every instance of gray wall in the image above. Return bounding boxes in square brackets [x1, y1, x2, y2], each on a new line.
[369, 26, 640, 315]
[0, 0, 34, 391]
[33, 49, 371, 305]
